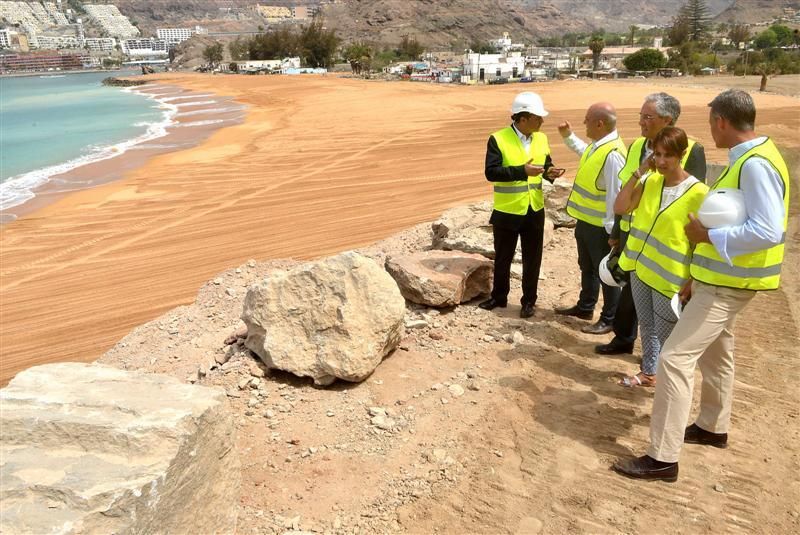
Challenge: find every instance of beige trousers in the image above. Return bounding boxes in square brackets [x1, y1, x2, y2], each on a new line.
[648, 281, 755, 463]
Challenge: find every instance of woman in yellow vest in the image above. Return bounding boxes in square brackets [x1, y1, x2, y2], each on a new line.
[614, 127, 709, 387]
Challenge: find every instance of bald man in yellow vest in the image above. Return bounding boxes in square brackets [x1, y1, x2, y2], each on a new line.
[555, 103, 627, 334]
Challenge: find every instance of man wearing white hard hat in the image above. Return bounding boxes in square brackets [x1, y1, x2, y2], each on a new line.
[614, 89, 790, 482]
[555, 103, 627, 335]
[479, 92, 564, 319]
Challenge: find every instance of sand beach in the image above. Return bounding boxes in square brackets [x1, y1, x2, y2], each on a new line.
[1, 73, 798, 383]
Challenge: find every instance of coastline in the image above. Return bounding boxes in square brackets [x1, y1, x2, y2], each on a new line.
[1, 73, 798, 386]
[0, 80, 246, 222]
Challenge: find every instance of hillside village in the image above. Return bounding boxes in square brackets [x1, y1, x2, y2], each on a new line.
[1, 0, 799, 78]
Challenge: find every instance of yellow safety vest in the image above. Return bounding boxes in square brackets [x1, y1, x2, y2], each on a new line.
[618, 174, 709, 297]
[491, 127, 550, 214]
[619, 137, 697, 232]
[566, 136, 627, 228]
[690, 138, 790, 290]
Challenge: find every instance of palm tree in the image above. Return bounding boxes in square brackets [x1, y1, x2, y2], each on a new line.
[629, 25, 637, 46]
[589, 35, 605, 71]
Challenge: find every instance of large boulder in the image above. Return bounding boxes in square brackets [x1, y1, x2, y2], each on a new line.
[242, 251, 406, 385]
[543, 179, 576, 228]
[431, 201, 555, 258]
[0, 363, 239, 535]
[385, 250, 493, 307]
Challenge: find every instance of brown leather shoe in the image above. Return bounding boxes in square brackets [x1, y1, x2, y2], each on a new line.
[684, 423, 728, 448]
[612, 455, 678, 482]
[581, 319, 613, 335]
[554, 304, 593, 320]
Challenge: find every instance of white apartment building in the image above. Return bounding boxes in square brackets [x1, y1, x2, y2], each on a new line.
[36, 34, 78, 49]
[0, 27, 11, 48]
[462, 52, 526, 82]
[156, 26, 206, 46]
[84, 36, 116, 52]
[121, 37, 167, 57]
[83, 4, 139, 38]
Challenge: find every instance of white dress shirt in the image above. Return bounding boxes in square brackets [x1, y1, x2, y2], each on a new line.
[511, 123, 532, 152]
[564, 130, 626, 234]
[707, 136, 786, 265]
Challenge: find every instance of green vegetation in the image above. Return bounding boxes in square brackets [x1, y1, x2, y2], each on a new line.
[623, 48, 667, 71]
[202, 42, 224, 68]
[343, 41, 372, 75]
[588, 33, 605, 71]
[237, 16, 340, 68]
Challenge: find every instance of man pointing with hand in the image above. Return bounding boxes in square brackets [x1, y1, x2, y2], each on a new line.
[555, 102, 627, 334]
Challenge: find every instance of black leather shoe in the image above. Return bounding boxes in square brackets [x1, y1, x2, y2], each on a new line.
[554, 304, 593, 320]
[478, 297, 507, 311]
[595, 338, 634, 355]
[684, 423, 728, 448]
[612, 455, 678, 482]
[520, 304, 535, 319]
[582, 319, 614, 335]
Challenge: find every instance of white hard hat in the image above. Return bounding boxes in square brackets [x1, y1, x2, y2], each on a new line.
[599, 251, 627, 288]
[670, 293, 683, 320]
[697, 188, 747, 229]
[511, 92, 548, 117]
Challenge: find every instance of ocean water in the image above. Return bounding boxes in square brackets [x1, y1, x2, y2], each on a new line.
[0, 71, 174, 212]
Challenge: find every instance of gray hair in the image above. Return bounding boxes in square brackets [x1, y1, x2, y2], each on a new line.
[644, 92, 681, 124]
[708, 89, 756, 131]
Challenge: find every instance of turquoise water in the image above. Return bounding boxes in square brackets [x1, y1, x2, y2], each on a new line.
[0, 71, 167, 210]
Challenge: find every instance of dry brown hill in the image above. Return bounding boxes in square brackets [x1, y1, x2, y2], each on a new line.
[714, 0, 800, 24]
[110, 0, 736, 47]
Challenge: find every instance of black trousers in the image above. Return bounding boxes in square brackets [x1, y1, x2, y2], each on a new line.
[612, 230, 638, 344]
[491, 207, 545, 306]
[575, 220, 620, 323]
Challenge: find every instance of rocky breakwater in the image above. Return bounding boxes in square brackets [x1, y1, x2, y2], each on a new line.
[102, 76, 148, 87]
[0, 363, 240, 534]
[242, 251, 407, 386]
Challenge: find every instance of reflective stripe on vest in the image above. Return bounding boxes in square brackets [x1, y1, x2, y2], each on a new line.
[618, 137, 696, 232]
[491, 127, 550, 215]
[617, 174, 709, 297]
[690, 138, 789, 290]
[566, 136, 627, 227]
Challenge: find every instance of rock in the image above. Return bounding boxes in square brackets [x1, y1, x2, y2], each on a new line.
[543, 179, 576, 228]
[714, 483, 725, 492]
[243, 252, 406, 386]
[405, 319, 429, 330]
[385, 250, 492, 307]
[0, 363, 239, 535]
[448, 384, 465, 397]
[371, 414, 396, 430]
[512, 331, 525, 345]
[431, 202, 499, 258]
[213, 277, 223, 285]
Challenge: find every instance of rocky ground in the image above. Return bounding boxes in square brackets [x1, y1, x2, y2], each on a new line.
[100, 197, 800, 534]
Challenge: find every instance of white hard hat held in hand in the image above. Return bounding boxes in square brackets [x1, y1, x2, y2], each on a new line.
[698, 188, 747, 229]
[599, 251, 627, 288]
[511, 92, 548, 117]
